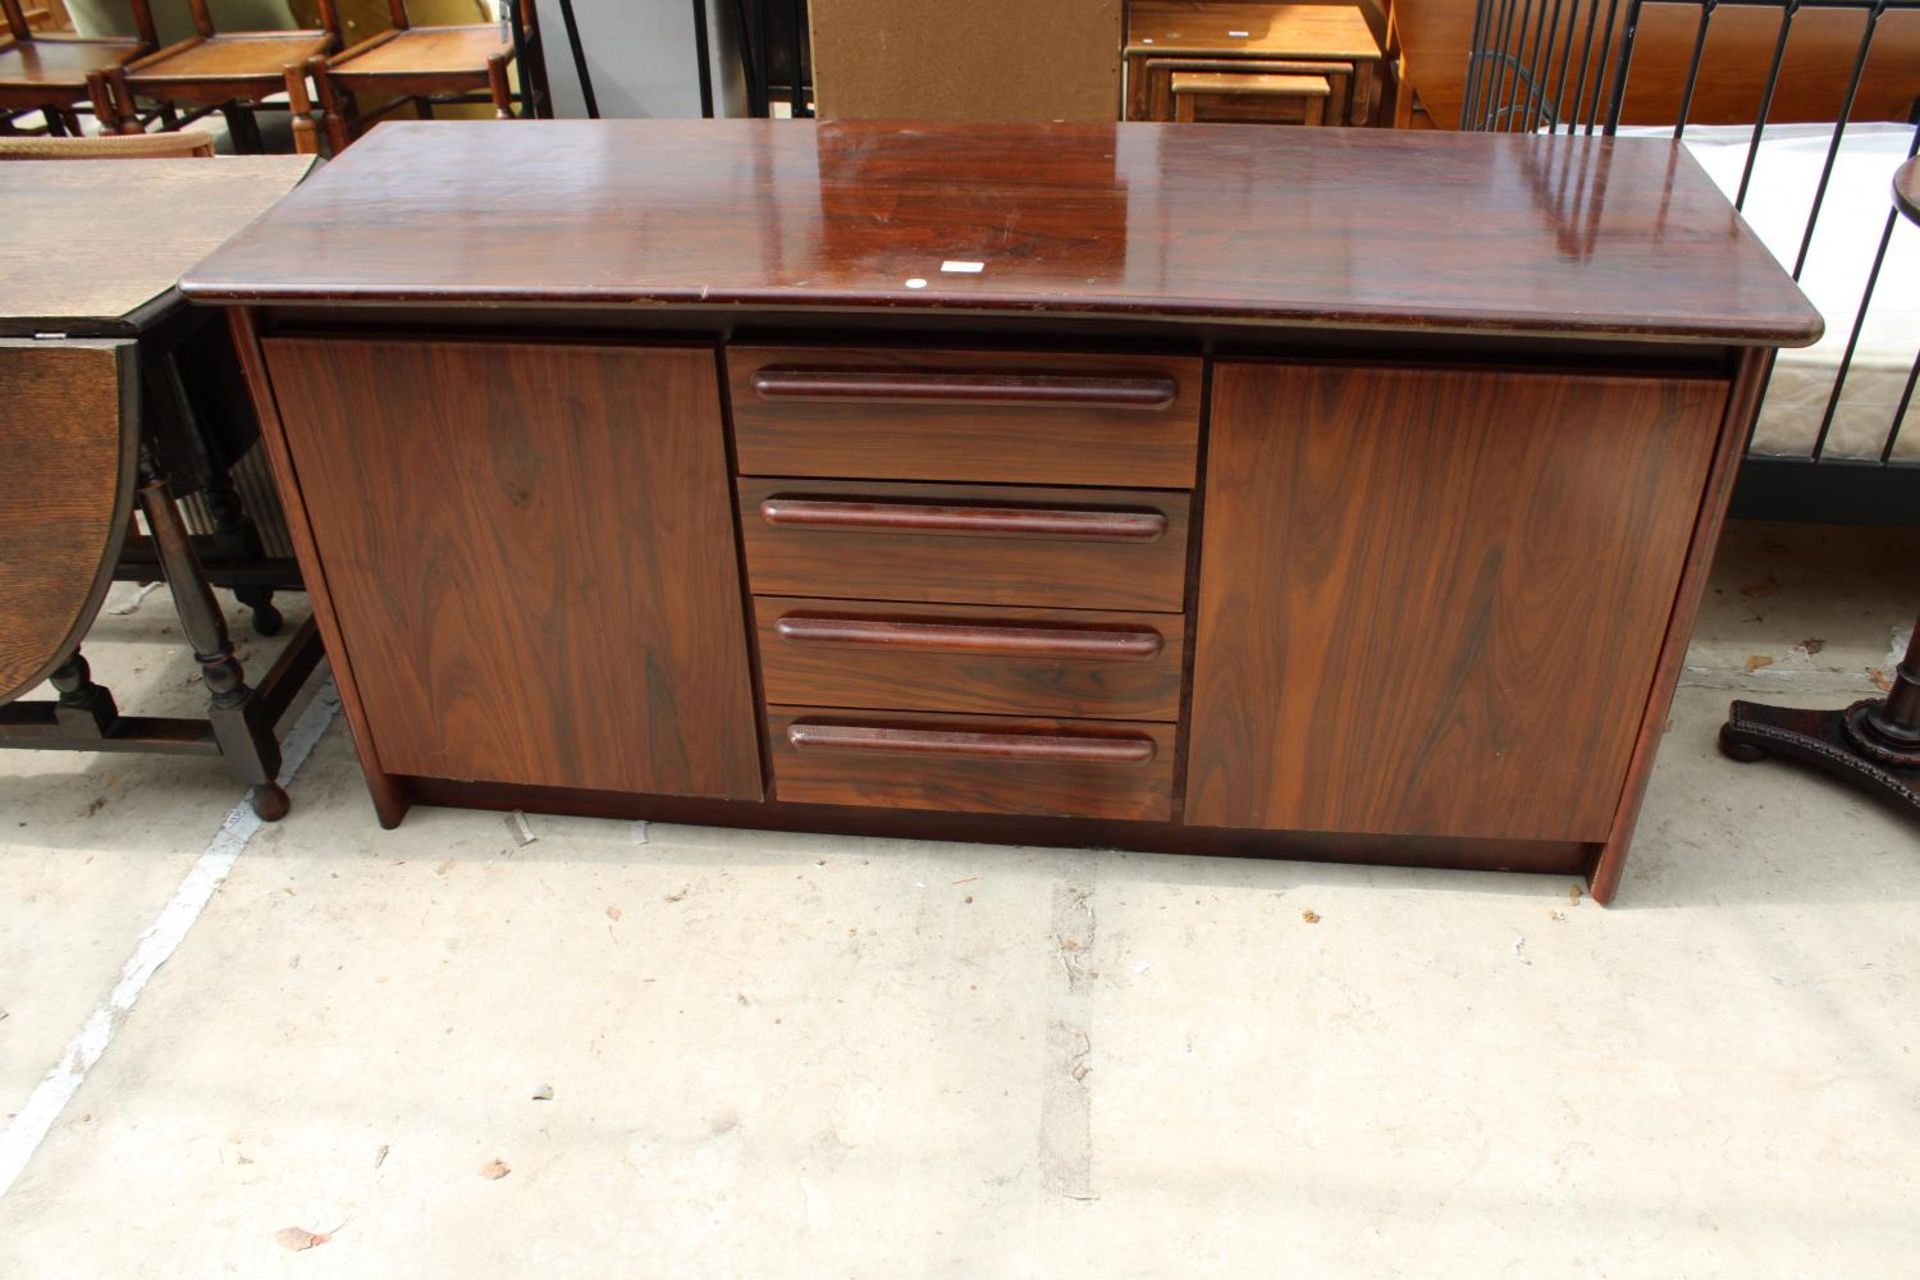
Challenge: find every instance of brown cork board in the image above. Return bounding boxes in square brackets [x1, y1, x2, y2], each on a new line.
[810, 0, 1123, 123]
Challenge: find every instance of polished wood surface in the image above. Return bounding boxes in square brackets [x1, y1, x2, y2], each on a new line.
[730, 346, 1201, 487]
[768, 707, 1176, 820]
[0, 156, 313, 336]
[0, 340, 135, 704]
[1897, 158, 1919, 227]
[755, 597, 1185, 721]
[261, 336, 762, 800]
[1187, 361, 1727, 842]
[178, 121, 1823, 347]
[738, 478, 1191, 612]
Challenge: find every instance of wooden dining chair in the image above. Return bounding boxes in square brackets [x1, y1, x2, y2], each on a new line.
[287, 0, 539, 156]
[0, 0, 153, 135]
[93, 0, 339, 152]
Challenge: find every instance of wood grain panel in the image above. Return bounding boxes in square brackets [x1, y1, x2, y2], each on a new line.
[729, 346, 1202, 488]
[737, 478, 1190, 612]
[262, 337, 762, 800]
[768, 706, 1175, 820]
[0, 340, 135, 704]
[755, 597, 1186, 721]
[1187, 361, 1727, 842]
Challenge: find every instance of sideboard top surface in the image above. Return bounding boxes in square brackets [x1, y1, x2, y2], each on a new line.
[180, 120, 1821, 346]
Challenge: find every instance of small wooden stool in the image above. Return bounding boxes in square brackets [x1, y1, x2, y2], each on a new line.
[1171, 70, 1330, 124]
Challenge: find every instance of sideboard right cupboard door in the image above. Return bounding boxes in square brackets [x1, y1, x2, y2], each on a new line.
[263, 337, 763, 800]
[1186, 361, 1729, 842]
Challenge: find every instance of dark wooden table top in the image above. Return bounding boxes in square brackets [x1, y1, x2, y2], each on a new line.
[1897, 157, 1919, 228]
[0, 155, 315, 337]
[181, 121, 1823, 346]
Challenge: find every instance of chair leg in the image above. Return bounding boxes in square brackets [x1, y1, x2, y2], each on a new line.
[308, 56, 349, 154]
[486, 52, 512, 119]
[221, 102, 264, 154]
[285, 62, 319, 156]
[102, 66, 143, 134]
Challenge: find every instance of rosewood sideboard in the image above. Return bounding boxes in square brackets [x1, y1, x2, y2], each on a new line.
[179, 121, 1822, 904]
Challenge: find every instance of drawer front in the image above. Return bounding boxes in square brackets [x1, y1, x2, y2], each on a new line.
[756, 597, 1186, 721]
[768, 707, 1176, 820]
[729, 346, 1202, 488]
[737, 479, 1191, 612]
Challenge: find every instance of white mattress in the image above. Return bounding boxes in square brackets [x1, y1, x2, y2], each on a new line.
[1620, 122, 1920, 461]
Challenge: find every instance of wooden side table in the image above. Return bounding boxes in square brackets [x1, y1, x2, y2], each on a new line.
[0, 155, 322, 820]
[1171, 69, 1330, 124]
[1716, 157, 1920, 815]
[1125, 1, 1380, 125]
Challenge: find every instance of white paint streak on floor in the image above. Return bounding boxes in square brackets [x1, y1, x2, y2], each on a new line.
[0, 680, 339, 1197]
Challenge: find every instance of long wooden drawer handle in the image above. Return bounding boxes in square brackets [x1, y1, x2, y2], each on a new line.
[758, 497, 1168, 541]
[774, 614, 1164, 660]
[750, 368, 1178, 410]
[787, 721, 1157, 765]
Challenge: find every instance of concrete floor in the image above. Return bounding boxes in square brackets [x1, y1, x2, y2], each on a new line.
[1, 520, 1916, 1277]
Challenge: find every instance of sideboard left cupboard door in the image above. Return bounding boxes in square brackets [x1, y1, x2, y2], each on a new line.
[1187, 361, 1729, 843]
[262, 338, 763, 800]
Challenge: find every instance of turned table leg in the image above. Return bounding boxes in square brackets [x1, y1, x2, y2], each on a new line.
[136, 441, 289, 821]
[1719, 611, 1920, 814]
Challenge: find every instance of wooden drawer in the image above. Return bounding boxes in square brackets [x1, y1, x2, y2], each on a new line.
[768, 707, 1176, 820]
[737, 479, 1191, 612]
[729, 346, 1202, 487]
[756, 597, 1186, 721]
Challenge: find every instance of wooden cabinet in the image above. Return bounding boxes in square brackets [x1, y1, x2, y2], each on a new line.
[186, 121, 1822, 900]
[1187, 362, 1728, 842]
[261, 337, 762, 801]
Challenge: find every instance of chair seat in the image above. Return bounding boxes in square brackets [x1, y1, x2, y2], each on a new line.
[0, 37, 145, 91]
[331, 26, 511, 78]
[127, 32, 331, 87]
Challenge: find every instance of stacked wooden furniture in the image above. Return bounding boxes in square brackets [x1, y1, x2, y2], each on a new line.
[0, 154, 321, 820]
[289, 0, 540, 156]
[1171, 69, 1329, 122]
[1125, 0, 1380, 124]
[95, 0, 340, 151]
[0, 0, 152, 134]
[179, 120, 1821, 904]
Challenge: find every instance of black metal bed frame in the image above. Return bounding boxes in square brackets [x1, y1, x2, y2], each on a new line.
[1461, 0, 1920, 524]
